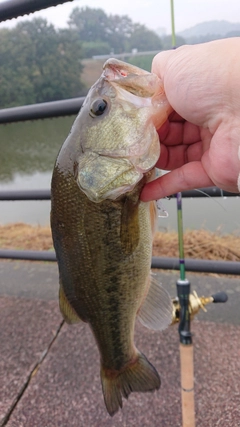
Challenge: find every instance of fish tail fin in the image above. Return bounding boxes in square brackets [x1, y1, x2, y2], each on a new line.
[100, 352, 160, 416]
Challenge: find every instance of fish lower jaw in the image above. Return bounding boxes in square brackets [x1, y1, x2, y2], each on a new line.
[81, 166, 155, 203]
[80, 170, 145, 202]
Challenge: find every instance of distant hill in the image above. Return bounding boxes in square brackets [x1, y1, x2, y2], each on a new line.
[177, 20, 240, 39]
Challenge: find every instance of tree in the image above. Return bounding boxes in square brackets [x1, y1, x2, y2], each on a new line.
[0, 18, 85, 108]
[69, 7, 162, 54]
[69, 7, 109, 43]
[0, 28, 36, 107]
[16, 19, 85, 102]
[127, 24, 162, 52]
[81, 41, 111, 58]
[104, 14, 134, 53]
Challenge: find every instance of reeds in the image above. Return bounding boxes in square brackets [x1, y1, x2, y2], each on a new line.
[153, 229, 240, 262]
[0, 223, 239, 262]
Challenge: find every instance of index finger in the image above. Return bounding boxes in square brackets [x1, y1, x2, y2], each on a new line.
[141, 161, 214, 201]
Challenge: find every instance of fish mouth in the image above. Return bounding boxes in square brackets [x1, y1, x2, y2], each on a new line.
[103, 58, 170, 128]
[103, 58, 162, 100]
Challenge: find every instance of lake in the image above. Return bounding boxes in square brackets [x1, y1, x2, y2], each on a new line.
[0, 117, 239, 234]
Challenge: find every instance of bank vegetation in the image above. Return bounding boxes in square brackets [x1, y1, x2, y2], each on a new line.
[0, 223, 239, 263]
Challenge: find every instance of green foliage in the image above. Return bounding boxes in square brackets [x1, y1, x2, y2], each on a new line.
[0, 18, 85, 108]
[69, 7, 109, 43]
[69, 7, 162, 54]
[127, 55, 155, 72]
[3, 7, 236, 110]
[82, 41, 111, 58]
[0, 7, 167, 108]
[126, 25, 162, 52]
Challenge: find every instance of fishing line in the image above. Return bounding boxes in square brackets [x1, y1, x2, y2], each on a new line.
[193, 188, 228, 212]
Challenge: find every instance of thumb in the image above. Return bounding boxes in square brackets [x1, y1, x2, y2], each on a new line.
[151, 50, 175, 81]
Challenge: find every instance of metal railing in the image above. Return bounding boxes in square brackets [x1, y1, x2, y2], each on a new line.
[0, 0, 73, 22]
[0, 98, 84, 123]
[0, 187, 239, 274]
[0, 0, 239, 275]
[0, 248, 240, 275]
[0, 187, 238, 201]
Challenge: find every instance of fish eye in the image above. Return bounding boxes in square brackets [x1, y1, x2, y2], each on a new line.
[90, 99, 107, 117]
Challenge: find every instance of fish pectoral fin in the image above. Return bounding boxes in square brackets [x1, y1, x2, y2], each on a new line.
[101, 351, 160, 416]
[59, 285, 82, 324]
[137, 275, 173, 330]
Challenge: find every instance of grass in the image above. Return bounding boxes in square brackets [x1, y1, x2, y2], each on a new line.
[153, 229, 240, 262]
[81, 59, 105, 89]
[0, 223, 240, 263]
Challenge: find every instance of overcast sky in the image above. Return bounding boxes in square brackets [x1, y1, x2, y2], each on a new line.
[0, 0, 239, 34]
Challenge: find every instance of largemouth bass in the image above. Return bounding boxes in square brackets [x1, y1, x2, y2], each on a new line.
[51, 59, 173, 416]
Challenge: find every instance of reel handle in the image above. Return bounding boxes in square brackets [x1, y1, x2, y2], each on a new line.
[171, 290, 228, 324]
[211, 292, 228, 303]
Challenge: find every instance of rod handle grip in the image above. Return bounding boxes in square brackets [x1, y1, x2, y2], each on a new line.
[180, 343, 196, 427]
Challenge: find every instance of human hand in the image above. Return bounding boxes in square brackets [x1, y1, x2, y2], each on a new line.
[141, 38, 240, 202]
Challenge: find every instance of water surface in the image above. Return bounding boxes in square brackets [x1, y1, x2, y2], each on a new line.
[0, 117, 239, 233]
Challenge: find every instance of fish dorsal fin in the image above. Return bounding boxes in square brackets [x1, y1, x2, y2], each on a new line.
[138, 275, 173, 331]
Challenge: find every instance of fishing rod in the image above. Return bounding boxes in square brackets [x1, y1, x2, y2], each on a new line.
[169, 3, 196, 423]
[176, 192, 195, 427]
[173, 193, 228, 427]
[169, 4, 228, 426]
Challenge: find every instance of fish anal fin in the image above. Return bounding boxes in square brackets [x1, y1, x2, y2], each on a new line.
[138, 275, 173, 331]
[59, 285, 82, 324]
[101, 352, 160, 416]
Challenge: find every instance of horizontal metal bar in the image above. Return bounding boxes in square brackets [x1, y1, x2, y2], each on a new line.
[151, 256, 240, 275]
[92, 50, 161, 60]
[0, 98, 84, 123]
[0, 0, 73, 22]
[0, 249, 56, 262]
[0, 249, 239, 274]
[0, 187, 238, 201]
[180, 188, 239, 198]
[0, 190, 51, 200]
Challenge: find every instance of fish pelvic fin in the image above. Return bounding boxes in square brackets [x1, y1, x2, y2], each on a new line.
[100, 352, 160, 416]
[138, 275, 173, 331]
[149, 200, 157, 235]
[59, 284, 82, 324]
